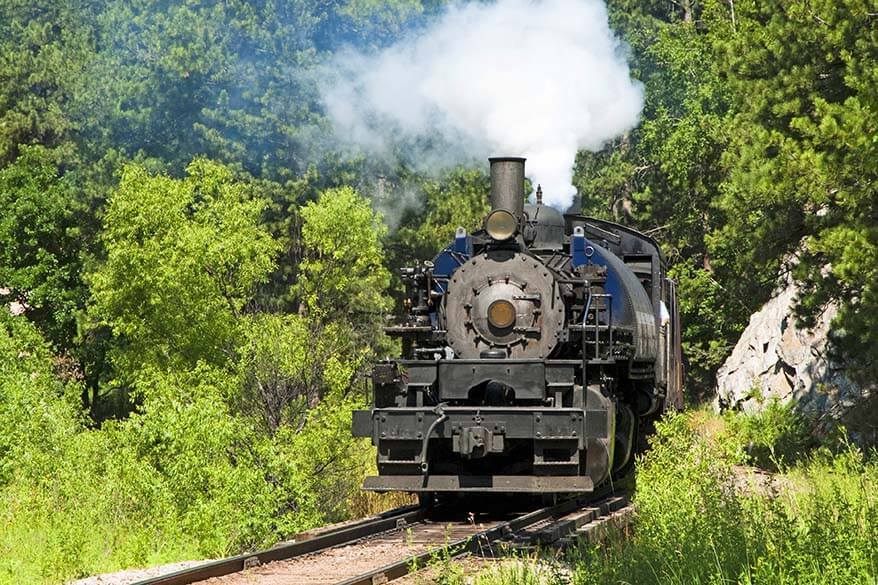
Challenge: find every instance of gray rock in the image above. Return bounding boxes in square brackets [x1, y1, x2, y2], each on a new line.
[714, 279, 875, 442]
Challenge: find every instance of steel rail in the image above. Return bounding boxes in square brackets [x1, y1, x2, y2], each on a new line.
[132, 479, 633, 585]
[131, 504, 425, 585]
[337, 490, 630, 585]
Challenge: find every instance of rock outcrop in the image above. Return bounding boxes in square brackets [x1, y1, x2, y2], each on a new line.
[715, 280, 875, 443]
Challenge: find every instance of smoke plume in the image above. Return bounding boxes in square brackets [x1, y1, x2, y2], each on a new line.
[319, 0, 643, 209]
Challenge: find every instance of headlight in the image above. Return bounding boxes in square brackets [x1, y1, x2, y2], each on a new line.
[484, 209, 517, 241]
[487, 299, 516, 329]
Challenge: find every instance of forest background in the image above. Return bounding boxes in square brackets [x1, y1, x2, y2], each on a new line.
[0, 0, 875, 581]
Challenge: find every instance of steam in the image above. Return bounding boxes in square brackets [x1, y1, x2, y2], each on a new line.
[319, 0, 643, 209]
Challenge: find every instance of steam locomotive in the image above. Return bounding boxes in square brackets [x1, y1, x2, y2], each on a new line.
[352, 157, 683, 496]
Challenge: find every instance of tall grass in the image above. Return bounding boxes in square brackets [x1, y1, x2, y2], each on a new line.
[568, 412, 876, 584]
[468, 408, 878, 585]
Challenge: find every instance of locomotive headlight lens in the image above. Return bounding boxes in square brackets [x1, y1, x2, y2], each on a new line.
[484, 209, 517, 241]
[487, 299, 516, 329]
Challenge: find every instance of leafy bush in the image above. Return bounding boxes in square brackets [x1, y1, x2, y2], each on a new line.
[0, 312, 81, 487]
[0, 171, 394, 583]
[88, 159, 279, 376]
[722, 399, 817, 470]
[0, 355, 376, 583]
[569, 413, 750, 584]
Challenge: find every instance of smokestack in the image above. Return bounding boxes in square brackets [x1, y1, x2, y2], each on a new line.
[489, 156, 526, 220]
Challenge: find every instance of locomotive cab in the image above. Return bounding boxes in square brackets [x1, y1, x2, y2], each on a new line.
[352, 157, 682, 495]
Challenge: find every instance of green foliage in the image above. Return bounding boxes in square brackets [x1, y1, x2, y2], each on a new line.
[744, 448, 878, 584]
[297, 185, 392, 330]
[669, 259, 748, 386]
[714, 0, 878, 385]
[578, 0, 878, 392]
[48, 0, 443, 180]
[564, 411, 878, 585]
[0, 313, 81, 488]
[0, 321, 373, 582]
[598, 412, 748, 583]
[704, 0, 871, 320]
[393, 167, 490, 261]
[425, 556, 553, 585]
[465, 410, 876, 585]
[80, 0, 315, 177]
[275, 382, 375, 523]
[318, 0, 444, 49]
[0, 146, 86, 349]
[89, 160, 278, 375]
[0, 152, 394, 580]
[723, 400, 816, 469]
[0, 0, 94, 164]
[3, 0, 878, 581]
[576, 2, 744, 392]
[236, 313, 367, 433]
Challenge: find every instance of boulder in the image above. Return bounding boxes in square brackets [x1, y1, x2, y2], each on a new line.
[714, 279, 875, 443]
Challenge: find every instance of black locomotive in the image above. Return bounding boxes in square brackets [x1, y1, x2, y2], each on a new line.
[352, 157, 683, 495]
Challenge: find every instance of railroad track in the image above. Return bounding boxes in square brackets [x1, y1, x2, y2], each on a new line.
[133, 490, 632, 585]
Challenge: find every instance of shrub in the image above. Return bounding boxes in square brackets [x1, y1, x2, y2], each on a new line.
[722, 399, 816, 469]
[0, 324, 376, 583]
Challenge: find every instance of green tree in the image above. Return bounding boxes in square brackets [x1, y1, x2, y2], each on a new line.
[312, 0, 446, 50]
[392, 167, 490, 261]
[0, 146, 87, 351]
[0, 0, 96, 165]
[88, 159, 278, 377]
[576, 1, 740, 391]
[0, 312, 81, 487]
[709, 0, 878, 380]
[73, 0, 445, 181]
[296, 185, 392, 332]
[236, 313, 366, 434]
[586, 0, 878, 392]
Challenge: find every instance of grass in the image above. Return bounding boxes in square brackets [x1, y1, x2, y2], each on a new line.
[450, 405, 878, 585]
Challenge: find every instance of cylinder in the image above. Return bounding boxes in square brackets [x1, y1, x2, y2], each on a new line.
[489, 157, 526, 219]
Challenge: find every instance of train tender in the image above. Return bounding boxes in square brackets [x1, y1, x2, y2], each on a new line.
[352, 157, 683, 495]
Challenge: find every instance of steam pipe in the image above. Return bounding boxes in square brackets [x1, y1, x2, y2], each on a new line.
[488, 156, 526, 220]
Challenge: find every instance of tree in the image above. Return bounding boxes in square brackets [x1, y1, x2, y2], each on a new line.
[0, 0, 96, 165]
[575, 1, 740, 391]
[392, 167, 490, 263]
[71, 0, 447, 182]
[311, 0, 446, 51]
[709, 0, 878, 380]
[88, 159, 279, 377]
[296, 185, 391, 334]
[0, 311, 81, 487]
[0, 146, 86, 351]
[236, 314, 365, 434]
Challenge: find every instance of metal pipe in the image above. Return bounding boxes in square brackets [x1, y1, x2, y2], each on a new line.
[419, 406, 448, 474]
[489, 157, 526, 220]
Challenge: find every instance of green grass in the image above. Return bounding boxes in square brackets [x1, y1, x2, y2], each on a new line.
[460, 407, 878, 585]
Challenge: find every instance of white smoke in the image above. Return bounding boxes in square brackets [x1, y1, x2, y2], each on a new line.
[320, 0, 643, 209]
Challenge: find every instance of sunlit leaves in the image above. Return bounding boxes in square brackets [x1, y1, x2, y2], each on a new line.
[0, 146, 86, 349]
[297, 185, 391, 329]
[89, 159, 278, 375]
